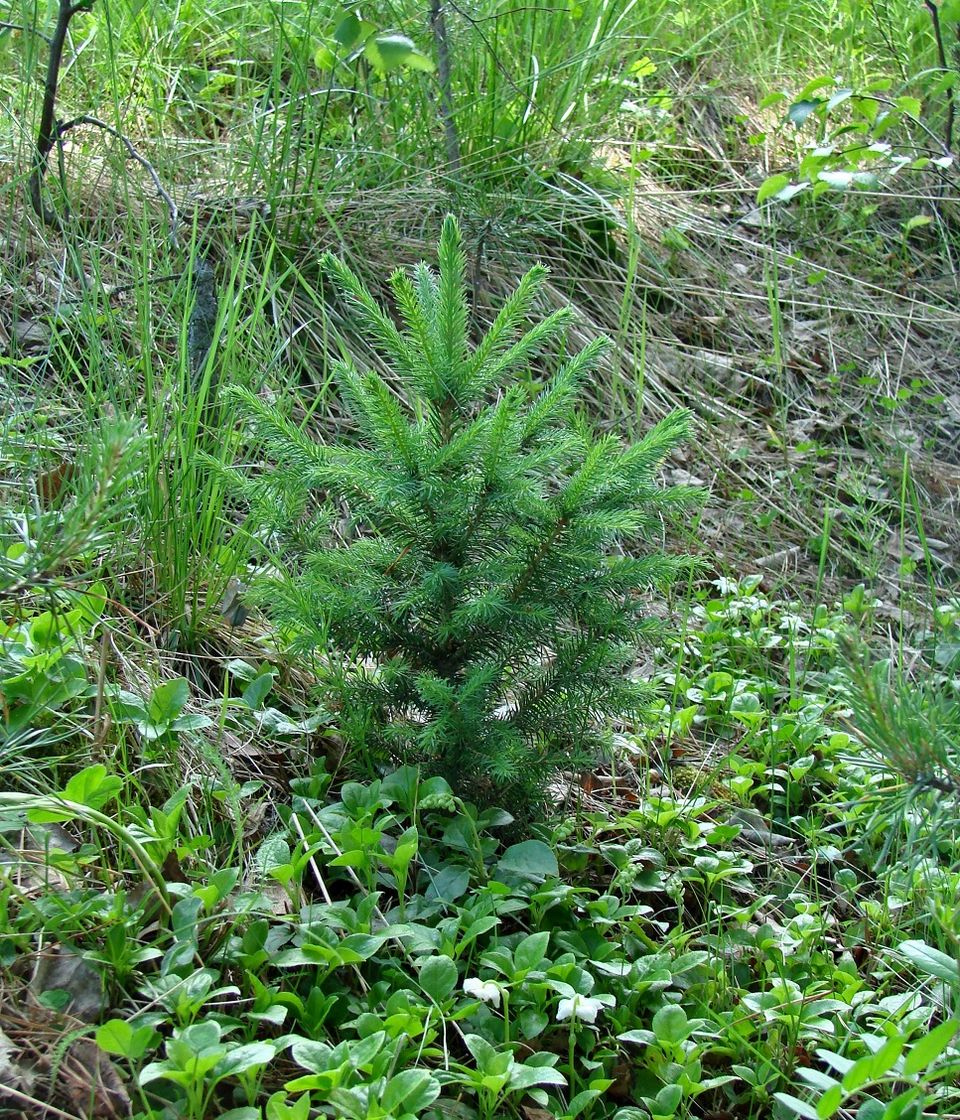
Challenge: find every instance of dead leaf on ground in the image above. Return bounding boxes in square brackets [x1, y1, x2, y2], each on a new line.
[30, 945, 107, 1023]
[0, 1025, 36, 1097]
[0, 998, 131, 1119]
[12, 318, 49, 348]
[59, 1038, 131, 1119]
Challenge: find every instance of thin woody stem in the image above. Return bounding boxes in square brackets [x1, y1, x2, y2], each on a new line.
[925, 0, 955, 152]
[57, 114, 179, 242]
[429, 0, 462, 177]
[28, 0, 92, 225]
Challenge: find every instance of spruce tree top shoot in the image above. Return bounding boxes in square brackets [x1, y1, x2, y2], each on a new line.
[229, 216, 698, 814]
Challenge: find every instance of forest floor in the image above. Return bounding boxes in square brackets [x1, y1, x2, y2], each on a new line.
[2, 3, 960, 1118]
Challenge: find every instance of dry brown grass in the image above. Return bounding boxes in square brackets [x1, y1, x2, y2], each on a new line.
[4, 70, 958, 626]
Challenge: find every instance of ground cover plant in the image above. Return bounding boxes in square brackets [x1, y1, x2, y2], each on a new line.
[1, 0, 960, 1117]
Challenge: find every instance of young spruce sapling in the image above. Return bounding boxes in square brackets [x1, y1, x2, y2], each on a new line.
[226, 216, 698, 814]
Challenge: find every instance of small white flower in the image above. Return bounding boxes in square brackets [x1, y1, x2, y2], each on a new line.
[463, 977, 502, 1008]
[556, 994, 610, 1024]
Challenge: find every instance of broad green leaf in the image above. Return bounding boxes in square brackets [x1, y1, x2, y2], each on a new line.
[867, 1036, 903, 1079]
[655, 1084, 683, 1114]
[266, 1091, 312, 1120]
[254, 835, 291, 873]
[213, 1041, 276, 1079]
[825, 88, 853, 112]
[519, 1008, 549, 1039]
[96, 1019, 133, 1056]
[730, 691, 764, 726]
[788, 99, 821, 127]
[333, 10, 361, 48]
[177, 1019, 222, 1052]
[442, 816, 479, 853]
[29, 611, 60, 648]
[568, 1087, 607, 1118]
[345, 1029, 388, 1069]
[365, 33, 435, 73]
[839, 1054, 875, 1093]
[618, 1029, 653, 1045]
[137, 721, 171, 741]
[65, 582, 107, 625]
[273, 949, 317, 968]
[113, 689, 148, 719]
[758, 173, 790, 203]
[652, 1004, 689, 1044]
[855, 96, 881, 123]
[170, 713, 213, 732]
[64, 765, 122, 809]
[778, 183, 808, 202]
[206, 866, 239, 901]
[148, 678, 190, 724]
[898, 939, 960, 983]
[314, 43, 335, 69]
[139, 1061, 178, 1086]
[380, 765, 420, 807]
[391, 825, 419, 867]
[896, 95, 922, 119]
[816, 1083, 843, 1119]
[629, 55, 656, 78]
[759, 91, 787, 109]
[798, 1070, 841, 1093]
[267, 1092, 308, 1120]
[855, 1099, 885, 1120]
[775, 1093, 821, 1120]
[902, 1020, 959, 1074]
[509, 1062, 566, 1089]
[420, 774, 455, 803]
[419, 954, 459, 1001]
[798, 75, 834, 97]
[464, 1033, 500, 1070]
[424, 865, 470, 901]
[290, 1038, 335, 1073]
[819, 1052, 859, 1077]
[242, 672, 275, 709]
[818, 170, 854, 191]
[225, 659, 258, 682]
[496, 840, 558, 882]
[171, 896, 203, 938]
[336, 933, 387, 962]
[881, 1087, 922, 1120]
[903, 214, 931, 235]
[284, 1071, 342, 1093]
[381, 1068, 441, 1113]
[514, 931, 551, 972]
[455, 916, 499, 954]
[326, 1087, 371, 1115]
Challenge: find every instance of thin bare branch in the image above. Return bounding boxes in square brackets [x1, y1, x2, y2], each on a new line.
[56, 114, 179, 243]
[0, 19, 53, 44]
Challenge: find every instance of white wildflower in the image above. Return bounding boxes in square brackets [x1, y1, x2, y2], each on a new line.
[463, 977, 502, 1008]
[556, 994, 610, 1024]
